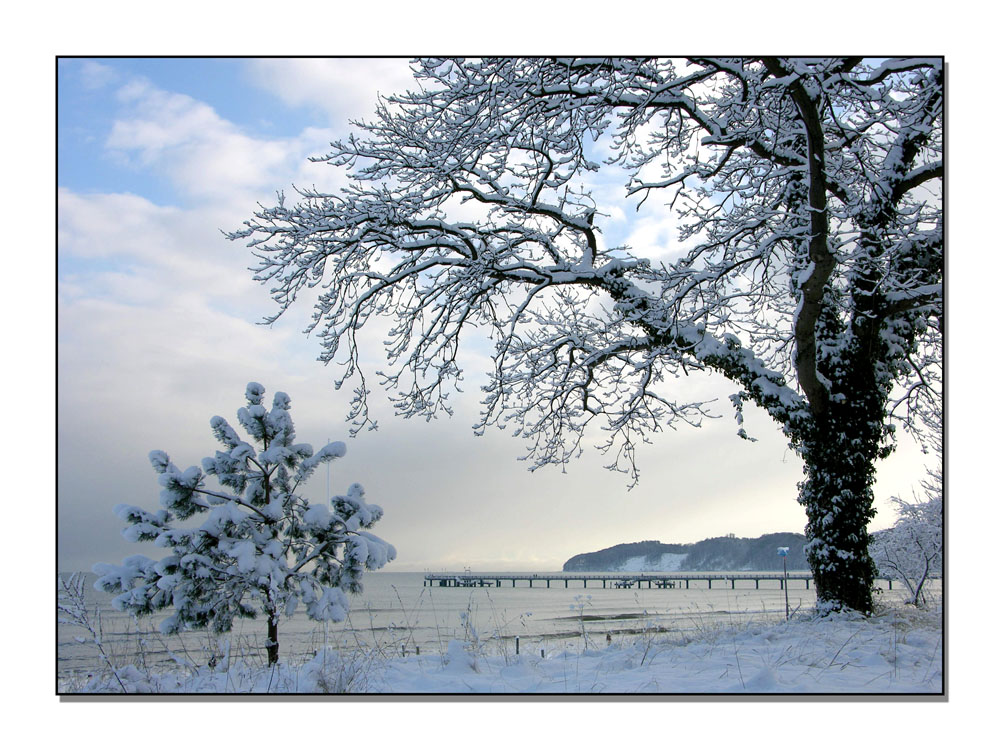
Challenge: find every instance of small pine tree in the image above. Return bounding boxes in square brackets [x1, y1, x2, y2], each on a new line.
[93, 382, 395, 665]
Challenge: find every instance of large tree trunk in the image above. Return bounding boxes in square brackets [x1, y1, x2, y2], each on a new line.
[798, 395, 883, 614]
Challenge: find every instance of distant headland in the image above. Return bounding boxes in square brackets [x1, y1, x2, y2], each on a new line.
[562, 533, 808, 572]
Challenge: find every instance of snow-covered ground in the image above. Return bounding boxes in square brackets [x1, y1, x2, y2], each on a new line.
[60, 604, 941, 694]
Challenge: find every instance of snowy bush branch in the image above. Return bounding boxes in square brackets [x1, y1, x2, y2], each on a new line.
[871, 470, 942, 606]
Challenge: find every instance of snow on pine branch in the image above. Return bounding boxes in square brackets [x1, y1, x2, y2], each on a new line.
[94, 384, 395, 660]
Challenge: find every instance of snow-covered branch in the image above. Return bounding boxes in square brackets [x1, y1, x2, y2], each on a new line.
[231, 58, 942, 613]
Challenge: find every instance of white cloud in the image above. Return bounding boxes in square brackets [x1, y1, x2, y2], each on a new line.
[105, 77, 340, 204]
[245, 58, 417, 126]
[58, 189, 182, 261]
[78, 60, 118, 90]
[57, 189, 273, 321]
[617, 210, 678, 260]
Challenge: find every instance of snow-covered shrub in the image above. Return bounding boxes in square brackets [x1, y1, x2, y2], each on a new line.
[870, 469, 942, 606]
[302, 647, 382, 693]
[94, 382, 395, 665]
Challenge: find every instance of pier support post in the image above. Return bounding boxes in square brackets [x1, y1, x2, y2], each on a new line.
[731, 579, 736, 589]
[565, 580, 568, 588]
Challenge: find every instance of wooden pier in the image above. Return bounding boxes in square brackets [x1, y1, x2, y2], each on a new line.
[424, 572, 901, 591]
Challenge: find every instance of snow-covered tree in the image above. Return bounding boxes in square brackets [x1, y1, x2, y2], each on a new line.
[872, 394, 942, 606]
[94, 382, 395, 665]
[230, 58, 942, 614]
[871, 470, 942, 605]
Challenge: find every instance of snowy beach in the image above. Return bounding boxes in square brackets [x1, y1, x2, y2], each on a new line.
[59, 603, 942, 695]
[58, 571, 942, 694]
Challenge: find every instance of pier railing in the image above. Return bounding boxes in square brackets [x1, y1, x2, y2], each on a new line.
[423, 572, 904, 591]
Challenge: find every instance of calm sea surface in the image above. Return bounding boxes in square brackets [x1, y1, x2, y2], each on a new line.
[57, 570, 928, 680]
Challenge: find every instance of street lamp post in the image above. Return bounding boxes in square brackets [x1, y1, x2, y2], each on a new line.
[777, 547, 790, 620]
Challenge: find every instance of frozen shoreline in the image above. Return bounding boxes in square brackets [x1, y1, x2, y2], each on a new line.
[58, 603, 943, 695]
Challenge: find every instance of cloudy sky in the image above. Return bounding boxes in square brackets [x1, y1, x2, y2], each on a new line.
[56, 56, 940, 575]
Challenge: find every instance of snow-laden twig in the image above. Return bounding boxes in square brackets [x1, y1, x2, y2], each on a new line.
[58, 573, 128, 693]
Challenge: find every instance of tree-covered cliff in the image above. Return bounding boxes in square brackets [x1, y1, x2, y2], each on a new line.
[563, 533, 808, 572]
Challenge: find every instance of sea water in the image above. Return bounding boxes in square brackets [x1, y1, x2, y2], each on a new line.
[57, 570, 932, 682]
